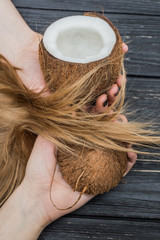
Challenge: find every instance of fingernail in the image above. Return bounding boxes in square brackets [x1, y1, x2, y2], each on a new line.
[115, 87, 121, 96]
[103, 99, 108, 107]
[122, 43, 128, 52]
[123, 172, 127, 177]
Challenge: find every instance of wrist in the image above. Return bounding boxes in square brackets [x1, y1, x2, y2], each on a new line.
[17, 183, 49, 229]
[19, 180, 62, 226]
[0, 184, 46, 240]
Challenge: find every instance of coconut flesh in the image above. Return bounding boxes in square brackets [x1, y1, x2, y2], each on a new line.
[39, 12, 127, 198]
[43, 15, 116, 63]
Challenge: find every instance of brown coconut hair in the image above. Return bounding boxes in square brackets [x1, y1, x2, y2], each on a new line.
[0, 52, 160, 207]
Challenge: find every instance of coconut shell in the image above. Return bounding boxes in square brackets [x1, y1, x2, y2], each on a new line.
[57, 146, 127, 195]
[39, 12, 127, 196]
[39, 12, 124, 103]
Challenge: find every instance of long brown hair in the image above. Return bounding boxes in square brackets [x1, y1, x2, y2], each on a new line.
[0, 54, 159, 207]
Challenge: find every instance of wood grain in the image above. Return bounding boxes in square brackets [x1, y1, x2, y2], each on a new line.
[15, 8, 160, 77]
[38, 216, 160, 240]
[12, 0, 160, 16]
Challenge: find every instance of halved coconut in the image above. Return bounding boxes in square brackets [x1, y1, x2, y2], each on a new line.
[39, 12, 123, 102]
[39, 12, 127, 197]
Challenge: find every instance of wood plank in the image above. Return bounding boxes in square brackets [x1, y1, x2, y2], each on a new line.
[15, 8, 160, 77]
[12, 0, 160, 16]
[70, 171, 160, 219]
[15, 8, 160, 36]
[38, 216, 160, 240]
[125, 76, 160, 122]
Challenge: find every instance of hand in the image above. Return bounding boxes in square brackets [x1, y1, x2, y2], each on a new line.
[86, 42, 137, 177]
[89, 42, 128, 113]
[18, 43, 134, 225]
[90, 104, 137, 178]
[0, 7, 135, 224]
[115, 115, 137, 176]
[20, 136, 92, 225]
[0, 2, 136, 239]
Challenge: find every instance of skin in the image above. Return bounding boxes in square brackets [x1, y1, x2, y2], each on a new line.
[0, 1, 137, 239]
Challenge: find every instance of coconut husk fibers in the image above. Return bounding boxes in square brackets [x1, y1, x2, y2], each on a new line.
[39, 12, 127, 196]
[57, 146, 127, 195]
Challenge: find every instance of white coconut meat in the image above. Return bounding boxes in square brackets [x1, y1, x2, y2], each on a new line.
[43, 15, 116, 64]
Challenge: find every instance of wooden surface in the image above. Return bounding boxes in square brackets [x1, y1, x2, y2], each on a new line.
[12, 1, 160, 239]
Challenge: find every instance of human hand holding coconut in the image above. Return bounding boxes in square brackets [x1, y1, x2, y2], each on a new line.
[12, 35, 137, 219]
[0, 0, 137, 192]
[2, 24, 136, 177]
[1, 2, 159, 239]
[18, 116, 136, 225]
[0, 2, 138, 206]
[16, 17, 136, 186]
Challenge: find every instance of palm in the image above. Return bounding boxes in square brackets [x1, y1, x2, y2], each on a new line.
[52, 165, 92, 211]
[24, 136, 92, 221]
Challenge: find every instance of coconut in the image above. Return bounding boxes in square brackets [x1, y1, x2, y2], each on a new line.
[39, 12, 127, 196]
[39, 12, 124, 103]
[57, 146, 127, 195]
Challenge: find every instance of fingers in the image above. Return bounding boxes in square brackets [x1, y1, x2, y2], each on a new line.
[113, 114, 128, 124]
[116, 74, 127, 87]
[122, 42, 129, 53]
[117, 114, 128, 123]
[92, 79, 123, 113]
[105, 43, 128, 104]
[83, 43, 128, 113]
[115, 115, 137, 176]
[123, 142, 137, 177]
[114, 115, 137, 176]
[92, 94, 108, 113]
[107, 74, 127, 106]
[107, 84, 120, 105]
[92, 85, 118, 112]
[108, 42, 128, 100]
[124, 150, 137, 177]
